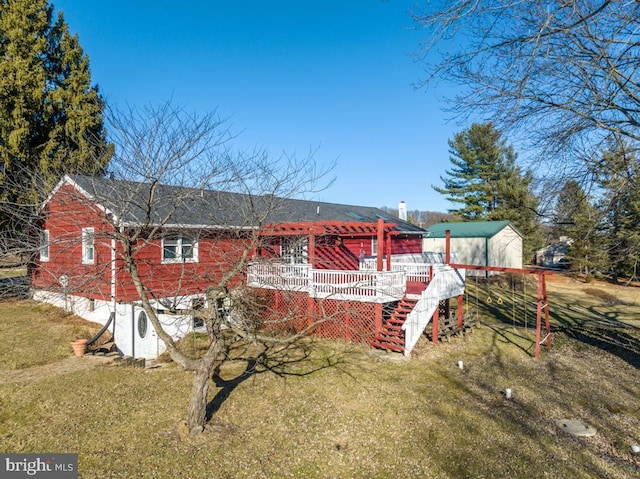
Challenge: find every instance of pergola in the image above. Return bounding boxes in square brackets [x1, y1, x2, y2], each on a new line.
[261, 218, 399, 271]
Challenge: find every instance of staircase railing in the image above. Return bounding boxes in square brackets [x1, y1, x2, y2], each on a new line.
[402, 265, 466, 356]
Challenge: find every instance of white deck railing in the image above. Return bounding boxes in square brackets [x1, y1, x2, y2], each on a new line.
[246, 262, 405, 303]
[402, 265, 466, 356]
[311, 269, 405, 303]
[246, 263, 311, 292]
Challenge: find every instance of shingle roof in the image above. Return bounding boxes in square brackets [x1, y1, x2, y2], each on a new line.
[426, 220, 518, 238]
[61, 175, 425, 234]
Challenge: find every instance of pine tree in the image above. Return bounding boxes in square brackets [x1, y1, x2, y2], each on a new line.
[553, 180, 606, 274]
[0, 0, 111, 217]
[434, 122, 509, 219]
[489, 167, 543, 261]
[553, 180, 587, 239]
[594, 142, 640, 279]
[434, 122, 543, 259]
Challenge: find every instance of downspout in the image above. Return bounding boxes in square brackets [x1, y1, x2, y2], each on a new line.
[131, 305, 135, 359]
[307, 229, 316, 329]
[485, 237, 489, 278]
[445, 230, 451, 264]
[376, 218, 384, 272]
[111, 237, 117, 339]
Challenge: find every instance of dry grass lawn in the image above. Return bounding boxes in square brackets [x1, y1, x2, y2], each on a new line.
[0, 274, 639, 478]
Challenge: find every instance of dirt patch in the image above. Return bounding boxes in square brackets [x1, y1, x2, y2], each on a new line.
[582, 287, 625, 304]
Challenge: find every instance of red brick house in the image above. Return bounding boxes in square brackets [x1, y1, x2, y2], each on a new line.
[32, 175, 465, 358]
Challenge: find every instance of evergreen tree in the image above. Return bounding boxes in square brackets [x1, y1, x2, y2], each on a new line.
[0, 0, 111, 218]
[554, 180, 606, 274]
[434, 122, 510, 219]
[553, 180, 587, 239]
[434, 122, 543, 259]
[594, 142, 640, 279]
[489, 167, 543, 261]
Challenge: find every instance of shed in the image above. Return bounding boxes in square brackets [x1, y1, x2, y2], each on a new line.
[424, 220, 523, 274]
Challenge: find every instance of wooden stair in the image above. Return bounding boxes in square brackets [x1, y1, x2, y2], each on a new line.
[370, 297, 418, 353]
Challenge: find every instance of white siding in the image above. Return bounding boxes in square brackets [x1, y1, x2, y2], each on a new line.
[423, 224, 523, 274]
[423, 237, 488, 271]
[488, 226, 522, 269]
[32, 290, 198, 359]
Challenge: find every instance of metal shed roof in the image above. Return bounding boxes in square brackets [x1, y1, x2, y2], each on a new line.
[426, 220, 519, 239]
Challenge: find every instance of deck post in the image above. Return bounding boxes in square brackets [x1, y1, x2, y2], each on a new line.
[432, 303, 439, 344]
[376, 218, 384, 272]
[457, 294, 464, 329]
[386, 231, 392, 271]
[375, 303, 383, 334]
[308, 231, 316, 268]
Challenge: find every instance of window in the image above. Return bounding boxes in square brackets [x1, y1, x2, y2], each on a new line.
[162, 234, 198, 263]
[192, 297, 205, 330]
[137, 311, 148, 338]
[81, 228, 95, 264]
[372, 237, 378, 256]
[281, 237, 308, 264]
[39, 230, 50, 262]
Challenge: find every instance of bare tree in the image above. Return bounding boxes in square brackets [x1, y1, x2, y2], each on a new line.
[28, 101, 335, 434]
[411, 0, 640, 177]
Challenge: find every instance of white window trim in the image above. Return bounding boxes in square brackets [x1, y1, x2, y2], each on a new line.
[162, 234, 199, 264]
[40, 230, 50, 262]
[82, 227, 95, 264]
[281, 236, 308, 264]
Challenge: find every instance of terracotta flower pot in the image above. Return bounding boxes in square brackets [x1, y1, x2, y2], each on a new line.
[71, 339, 88, 357]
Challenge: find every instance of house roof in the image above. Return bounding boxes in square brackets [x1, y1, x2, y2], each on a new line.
[426, 220, 520, 239]
[54, 175, 425, 235]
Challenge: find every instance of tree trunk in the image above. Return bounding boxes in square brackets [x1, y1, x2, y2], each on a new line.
[186, 364, 211, 434]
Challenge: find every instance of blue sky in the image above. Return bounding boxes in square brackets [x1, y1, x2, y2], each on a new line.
[53, 0, 460, 213]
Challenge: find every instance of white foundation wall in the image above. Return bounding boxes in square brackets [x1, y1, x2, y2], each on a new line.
[32, 290, 198, 359]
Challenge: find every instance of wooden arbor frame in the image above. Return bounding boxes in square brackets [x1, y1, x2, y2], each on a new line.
[444, 230, 553, 360]
[261, 218, 397, 271]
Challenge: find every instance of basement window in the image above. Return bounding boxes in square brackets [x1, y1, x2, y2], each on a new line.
[192, 297, 205, 330]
